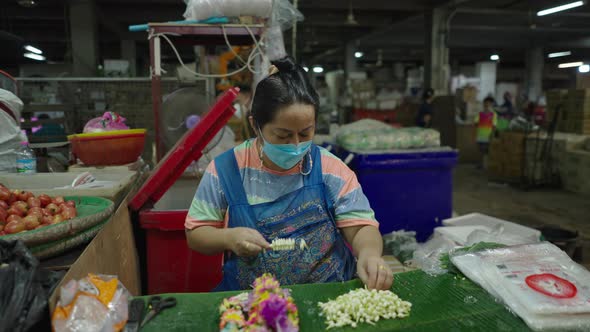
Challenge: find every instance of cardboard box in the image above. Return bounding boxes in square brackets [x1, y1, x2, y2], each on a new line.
[458, 86, 478, 103]
[48, 196, 141, 313]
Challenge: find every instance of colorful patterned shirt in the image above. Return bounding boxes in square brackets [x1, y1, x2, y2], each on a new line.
[185, 139, 378, 230]
[476, 111, 498, 143]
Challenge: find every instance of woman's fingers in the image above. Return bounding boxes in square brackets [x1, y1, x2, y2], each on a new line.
[245, 229, 270, 249]
[375, 263, 393, 290]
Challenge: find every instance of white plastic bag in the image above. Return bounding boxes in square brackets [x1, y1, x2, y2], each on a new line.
[412, 235, 457, 276]
[52, 274, 130, 332]
[335, 119, 441, 151]
[183, 0, 273, 21]
[451, 243, 590, 331]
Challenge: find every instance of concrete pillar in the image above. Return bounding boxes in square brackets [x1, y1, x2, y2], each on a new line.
[121, 40, 137, 77]
[344, 41, 357, 77]
[525, 47, 544, 103]
[424, 8, 450, 94]
[475, 61, 497, 101]
[69, 0, 98, 76]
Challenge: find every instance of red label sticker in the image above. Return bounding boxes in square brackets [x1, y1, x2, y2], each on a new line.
[525, 273, 577, 299]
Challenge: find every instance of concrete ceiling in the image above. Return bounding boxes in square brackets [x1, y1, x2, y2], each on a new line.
[1, 0, 590, 71]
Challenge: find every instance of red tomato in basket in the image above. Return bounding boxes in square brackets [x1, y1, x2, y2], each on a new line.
[7, 207, 24, 218]
[27, 197, 41, 208]
[38, 194, 52, 207]
[0, 200, 8, 210]
[525, 273, 577, 299]
[46, 203, 60, 215]
[12, 201, 28, 214]
[5, 220, 25, 234]
[53, 196, 65, 205]
[6, 215, 22, 224]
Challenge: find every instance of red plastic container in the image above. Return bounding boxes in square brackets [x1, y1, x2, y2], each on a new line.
[68, 129, 146, 166]
[130, 88, 239, 294]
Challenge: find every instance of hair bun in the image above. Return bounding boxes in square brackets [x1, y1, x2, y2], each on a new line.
[272, 56, 298, 73]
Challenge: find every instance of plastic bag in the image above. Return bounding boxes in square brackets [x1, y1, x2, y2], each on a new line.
[411, 235, 457, 276]
[335, 119, 441, 151]
[52, 274, 131, 332]
[183, 0, 273, 21]
[83, 112, 129, 133]
[383, 230, 418, 263]
[269, 0, 304, 31]
[451, 242, 590, 331]
[465, 223, 540, 246]
[0, 239, 63, 332]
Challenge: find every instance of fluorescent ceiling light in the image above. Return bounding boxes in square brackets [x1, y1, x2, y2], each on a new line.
[579, 64, 590, 73]
[24, 45, 42, 54]
[548, 51, 571, 58]
[354, 51, 364, 58]
[558, 61, 584, 68]
[490, 54, 500, 61]
[537, 1, 584, 16]
[303, 66, 309, 72]
[312, 66, 324, 73]
[23, 53, 46, 61]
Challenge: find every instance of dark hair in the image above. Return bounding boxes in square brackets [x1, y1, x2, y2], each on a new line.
[422, 88, 434, 101]
[250, 56, 319, 129]
[484, 96, 495, 104]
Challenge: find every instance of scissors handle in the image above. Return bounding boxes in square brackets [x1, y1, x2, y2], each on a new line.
[158, 297, 177, 310]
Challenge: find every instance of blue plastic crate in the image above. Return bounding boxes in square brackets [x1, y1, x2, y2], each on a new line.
[341, 148, 458, 242]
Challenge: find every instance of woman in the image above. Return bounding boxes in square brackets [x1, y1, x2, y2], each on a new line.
[185, 57, 392, 291]
[416, 88, 435, 128]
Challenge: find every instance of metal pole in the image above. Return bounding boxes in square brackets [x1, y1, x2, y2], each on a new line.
[150, 32, 163, 161]
[292, 0, 298, 61]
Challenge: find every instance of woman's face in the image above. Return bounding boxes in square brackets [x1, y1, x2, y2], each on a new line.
[255, 103, 315, 145]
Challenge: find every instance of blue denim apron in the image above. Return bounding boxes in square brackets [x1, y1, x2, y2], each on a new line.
[213, 145, 355, 291]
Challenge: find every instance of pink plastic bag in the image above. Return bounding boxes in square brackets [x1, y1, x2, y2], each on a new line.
[83, 112, 129, 133]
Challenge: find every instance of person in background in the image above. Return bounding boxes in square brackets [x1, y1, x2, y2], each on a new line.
[475, 96, 498, 169]
[500, 92, 514, 117]
[496, 92, 514, 131]
[416, 88, 435, 128]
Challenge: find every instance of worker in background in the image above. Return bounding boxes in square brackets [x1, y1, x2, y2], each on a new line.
[185, 56, 393, 292]
[476, 96, 498, 169]
[496, 92, 514, 131]
[416, 88, 435, 128]
[0, 89, 28, 172]
[500, 92, 514, 117]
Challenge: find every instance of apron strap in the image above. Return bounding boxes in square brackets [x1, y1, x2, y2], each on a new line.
[215, 148, 259, 229]
[214, 149, 249, 206]
[303, 145, 323, 187]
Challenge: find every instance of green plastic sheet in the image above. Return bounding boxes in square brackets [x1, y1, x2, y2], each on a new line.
[137, 270, 531, 331]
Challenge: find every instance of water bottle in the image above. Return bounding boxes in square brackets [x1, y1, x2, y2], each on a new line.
[15, 141, 36, 174]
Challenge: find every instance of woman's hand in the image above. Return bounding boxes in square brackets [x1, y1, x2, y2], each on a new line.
[357, 254, 394, 290]
[225, 227, 270, 257]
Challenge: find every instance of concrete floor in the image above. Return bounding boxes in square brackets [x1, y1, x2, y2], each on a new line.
[453, 164, 590, 267]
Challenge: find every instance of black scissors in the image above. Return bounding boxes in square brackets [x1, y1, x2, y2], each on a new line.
[140, 296, 177, 328]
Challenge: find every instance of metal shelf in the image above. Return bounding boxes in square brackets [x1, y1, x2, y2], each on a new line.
[147, 23, 264, 160]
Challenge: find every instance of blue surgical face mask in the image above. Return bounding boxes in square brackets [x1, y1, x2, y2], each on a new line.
[259, 129, 312, 170]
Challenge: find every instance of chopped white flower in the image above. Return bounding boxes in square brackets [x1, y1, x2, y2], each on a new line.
[318, 287, 412, 329]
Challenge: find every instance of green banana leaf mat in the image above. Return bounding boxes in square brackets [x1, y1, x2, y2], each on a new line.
[137, 269, 531, 331]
